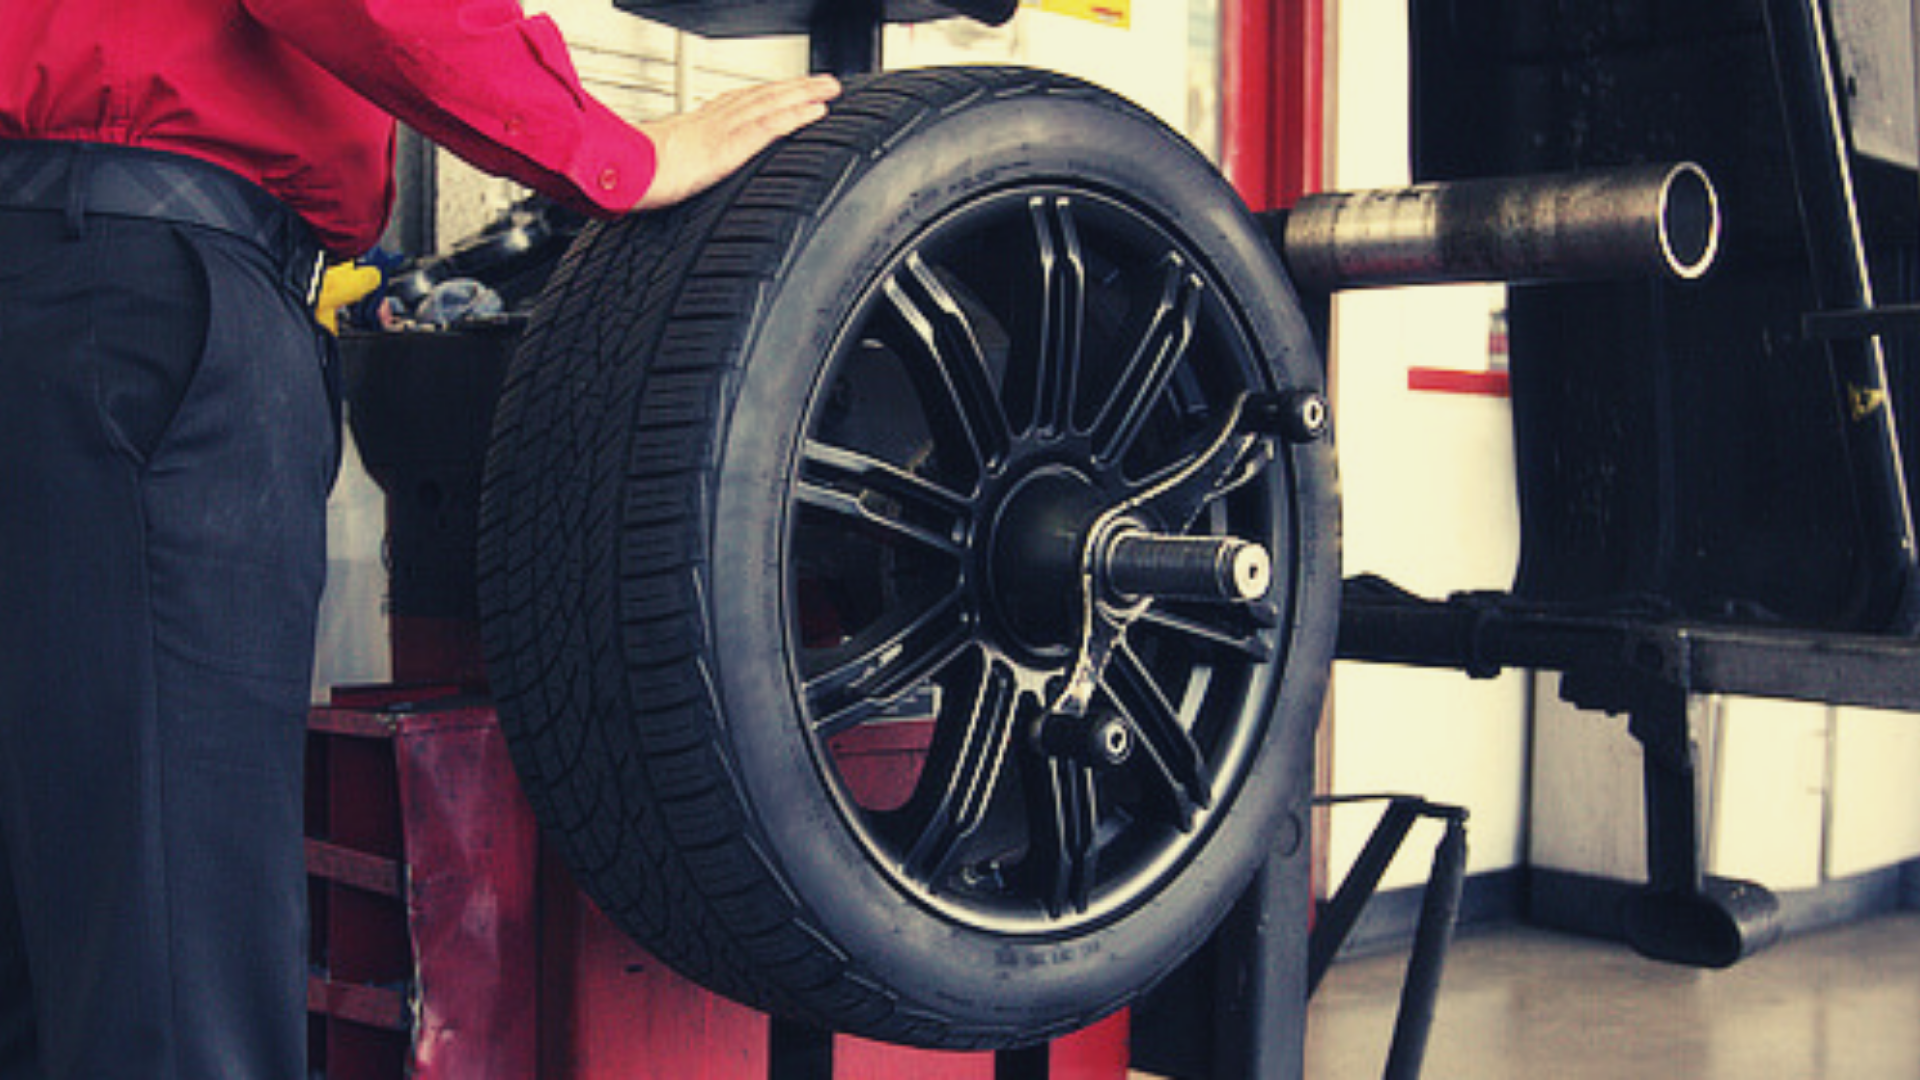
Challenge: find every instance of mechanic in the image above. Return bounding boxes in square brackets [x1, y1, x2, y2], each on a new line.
[0, 2, 837, 1076]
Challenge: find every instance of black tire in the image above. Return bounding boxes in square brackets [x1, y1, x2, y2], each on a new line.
[479, 66, 1338, 1049]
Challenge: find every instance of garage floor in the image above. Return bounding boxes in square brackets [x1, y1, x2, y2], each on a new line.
[1300, 910, 1920, 1078]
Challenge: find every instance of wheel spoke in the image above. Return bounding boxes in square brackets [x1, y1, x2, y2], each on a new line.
[882, 253, 1013, 476]
[1025, 195, 1087, 438]
[797, 441, 972, 560]
[1089, 255, 1204, 464]
[786, 173, 1303, 939]
[1135, 603, 1273, 661]
[902, 659, 1020, 884]
[1033, 757, 1101, 916]
[804, 591, 972, 738]
[1107, 643, 1213, 826]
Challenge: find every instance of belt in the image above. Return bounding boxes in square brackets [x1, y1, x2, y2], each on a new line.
[0, 139, 327, 308]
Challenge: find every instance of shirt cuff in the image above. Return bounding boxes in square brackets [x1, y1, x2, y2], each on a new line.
[568, 98, 658, 215]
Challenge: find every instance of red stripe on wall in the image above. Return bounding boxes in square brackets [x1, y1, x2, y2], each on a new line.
[1406, 367, 1513, 397]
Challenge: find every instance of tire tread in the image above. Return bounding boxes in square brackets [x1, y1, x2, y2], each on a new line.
[480, 66, 1201, 1046]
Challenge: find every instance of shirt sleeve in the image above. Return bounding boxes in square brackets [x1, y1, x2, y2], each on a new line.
[239, 0, 656, 216]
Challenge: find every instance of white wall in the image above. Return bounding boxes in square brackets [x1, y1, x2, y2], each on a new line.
[1530, 688, 1836, 891]
[886, 2, 1207, 146]
[1322, 0, 1528, 891]
[892, 5, 1188, 118]
[1828, 707, 1920, 878]
[1534, 685, 1920, 894]
[431, 1, 1217, 248]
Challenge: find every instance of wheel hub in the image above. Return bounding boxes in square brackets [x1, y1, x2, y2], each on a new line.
[983, 464, 1110, 656]
[980, 398, 1297, 666]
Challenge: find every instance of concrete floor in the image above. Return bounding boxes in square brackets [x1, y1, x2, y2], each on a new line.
[1303, 911, 1920, 1079]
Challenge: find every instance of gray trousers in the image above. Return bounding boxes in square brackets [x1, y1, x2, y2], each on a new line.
[0, 160, 337, 1078]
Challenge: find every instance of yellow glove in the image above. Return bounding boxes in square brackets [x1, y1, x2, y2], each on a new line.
[315, 263, 383, 334]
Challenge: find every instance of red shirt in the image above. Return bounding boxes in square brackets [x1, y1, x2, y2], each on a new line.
[0, 0, 658, 256]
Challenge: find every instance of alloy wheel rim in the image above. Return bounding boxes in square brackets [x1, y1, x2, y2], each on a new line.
[786, 184, 1296, 933]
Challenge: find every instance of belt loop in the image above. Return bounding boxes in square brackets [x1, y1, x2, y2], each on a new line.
[63, 144, 93, 239]
[269, 205, 327, 308]
[303, 248, 327, 309]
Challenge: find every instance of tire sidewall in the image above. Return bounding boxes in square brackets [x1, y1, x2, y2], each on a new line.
[702, 76, 1339, 1027]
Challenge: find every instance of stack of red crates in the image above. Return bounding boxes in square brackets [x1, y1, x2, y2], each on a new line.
[303, 685, 1127, 1079]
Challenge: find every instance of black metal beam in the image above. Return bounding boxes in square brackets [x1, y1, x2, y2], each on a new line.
[1803, 303, 1920, 341]
[1761, 0, 1920, 631]
[809, 0, 883, 76]
[1340, 576, 1920, 714]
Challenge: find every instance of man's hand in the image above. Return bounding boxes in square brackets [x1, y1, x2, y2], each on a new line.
[633, 74, 842, 211]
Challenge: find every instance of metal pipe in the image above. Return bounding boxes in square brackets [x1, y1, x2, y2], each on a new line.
[1280, 162, 1720, 290]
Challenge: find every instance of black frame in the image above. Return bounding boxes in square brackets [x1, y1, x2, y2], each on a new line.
[1343, 0, 1920, 976]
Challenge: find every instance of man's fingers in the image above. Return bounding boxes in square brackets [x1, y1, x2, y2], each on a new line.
[632, 74, 841, 211]
[713, 75, 840, 142]
[696, 76, 837, 130]
[713, 74, 843, 119]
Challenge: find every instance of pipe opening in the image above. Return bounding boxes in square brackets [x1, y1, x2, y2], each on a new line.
[1659, 163, 1720, 280]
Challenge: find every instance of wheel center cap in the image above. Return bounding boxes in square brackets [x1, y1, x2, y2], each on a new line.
[984, 465, 1109, 655]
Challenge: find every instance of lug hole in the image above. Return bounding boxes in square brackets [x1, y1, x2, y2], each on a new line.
[1036, 711, 1134, 768]
[1250, 390, 1331, 443]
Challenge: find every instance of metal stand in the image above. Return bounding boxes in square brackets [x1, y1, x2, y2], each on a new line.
[1129, 758, 1315, 1080]
[1335, 577, 1920, 968]
[1308, 796, 1469, 1080]
[1212, 836, 1315, 1079]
